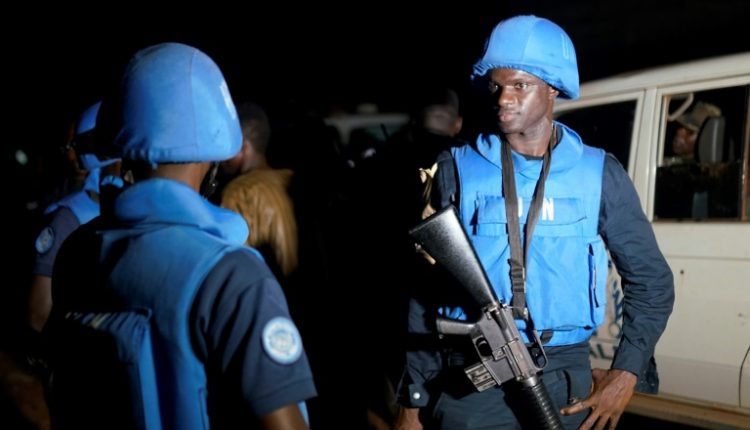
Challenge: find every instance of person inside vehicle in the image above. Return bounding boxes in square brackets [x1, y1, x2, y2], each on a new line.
[668, 101, 722, 163]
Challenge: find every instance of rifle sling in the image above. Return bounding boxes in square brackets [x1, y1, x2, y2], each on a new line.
[501, 127, 555, 324]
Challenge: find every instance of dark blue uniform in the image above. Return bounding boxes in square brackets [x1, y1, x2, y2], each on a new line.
[33, 187, 100, 277]
[50, 179, 316, 429]
[399, 152, 674, 428]
[33, 207, 81, 277]
[191, 250, 317, 424]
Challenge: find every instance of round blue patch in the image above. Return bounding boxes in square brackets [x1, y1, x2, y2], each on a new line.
[35, 226, 55, 254]
[262, 317, 302, 365]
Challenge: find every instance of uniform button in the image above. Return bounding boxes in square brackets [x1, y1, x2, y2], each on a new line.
[412, 392, 421, 400]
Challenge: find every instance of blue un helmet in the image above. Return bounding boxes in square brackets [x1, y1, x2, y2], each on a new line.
[76, 101, 100, 136]
[107, 42, 241, 164]
[73, 101, 115, 171]
[471, 15, 579, 99]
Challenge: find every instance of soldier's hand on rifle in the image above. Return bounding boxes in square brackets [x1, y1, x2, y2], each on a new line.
[415, 163, 440, 265]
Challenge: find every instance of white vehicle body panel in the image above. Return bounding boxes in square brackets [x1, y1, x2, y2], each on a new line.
[555, 53, 750, 425]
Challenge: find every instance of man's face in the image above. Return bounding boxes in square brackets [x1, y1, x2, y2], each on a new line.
[488, 68, 558, 135]
[672, 126, 697, 157]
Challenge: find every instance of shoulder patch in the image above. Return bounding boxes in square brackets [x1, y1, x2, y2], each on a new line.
[262, 316, 302, 365]
[35, 226, 55, 254]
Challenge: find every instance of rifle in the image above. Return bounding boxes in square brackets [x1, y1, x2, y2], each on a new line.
[409, 205, 564, 429]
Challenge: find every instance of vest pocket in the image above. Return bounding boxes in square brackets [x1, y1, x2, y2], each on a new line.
[49, 308, 162, 429]
[472, 194, 604, 331]
[588, 238, 608, 326]
[474, 194, 587, 237]
[525, 237, 592, 330]
[474, 194, 506, 236]
[589, 245, 599, 308]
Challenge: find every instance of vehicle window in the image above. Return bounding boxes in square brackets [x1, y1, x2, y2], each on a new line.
[655, 85, 749, 221]
[348, 123, 402, 150]
[324, 114, 408, 165]
[555, 100, 636, 167]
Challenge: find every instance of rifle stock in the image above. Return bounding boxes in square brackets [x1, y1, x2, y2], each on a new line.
[409, 206, 564, 429]
[409, 206, 496, 310]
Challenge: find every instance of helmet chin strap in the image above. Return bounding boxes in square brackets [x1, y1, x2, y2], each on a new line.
[200, 162, 220, 198]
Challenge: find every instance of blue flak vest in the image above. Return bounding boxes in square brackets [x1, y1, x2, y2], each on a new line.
[52, 179, 254, 430]
[452, 123, 607, 346]
[45, 167, 104, 224]
[45, 189, 99, 225]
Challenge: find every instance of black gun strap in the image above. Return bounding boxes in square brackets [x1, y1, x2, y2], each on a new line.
[501, 127, 554, 321]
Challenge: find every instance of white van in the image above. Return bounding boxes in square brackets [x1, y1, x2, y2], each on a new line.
[324, 112, 409, 147]
[555, 52, 750, 428]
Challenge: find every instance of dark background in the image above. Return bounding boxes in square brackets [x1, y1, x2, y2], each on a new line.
[6, 0, 749, 318]
[8, 0, 750, 149]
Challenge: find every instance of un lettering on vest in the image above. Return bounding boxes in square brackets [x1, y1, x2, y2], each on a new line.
[517, 197, 555, 221]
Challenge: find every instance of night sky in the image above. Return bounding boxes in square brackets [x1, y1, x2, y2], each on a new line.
[8, 1, 750, 152]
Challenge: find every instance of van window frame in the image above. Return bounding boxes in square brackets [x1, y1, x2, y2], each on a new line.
[653, 76, 750, 222]
[554, 92, 644, 176]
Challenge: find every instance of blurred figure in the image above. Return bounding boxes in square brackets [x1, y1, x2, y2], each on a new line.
[47, 43, 315, 430]
[4, 102, 119, 430]
[415, 88, 463, 139]
[220, 102, 298, 282]
[355, 89, 465, 430]
[670, 101, 722, 162]
[382, 87, 465, 223]
[27, 101, 119, 334]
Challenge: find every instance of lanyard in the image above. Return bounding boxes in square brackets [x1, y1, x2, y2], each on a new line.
[501, 127, 555, 321]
